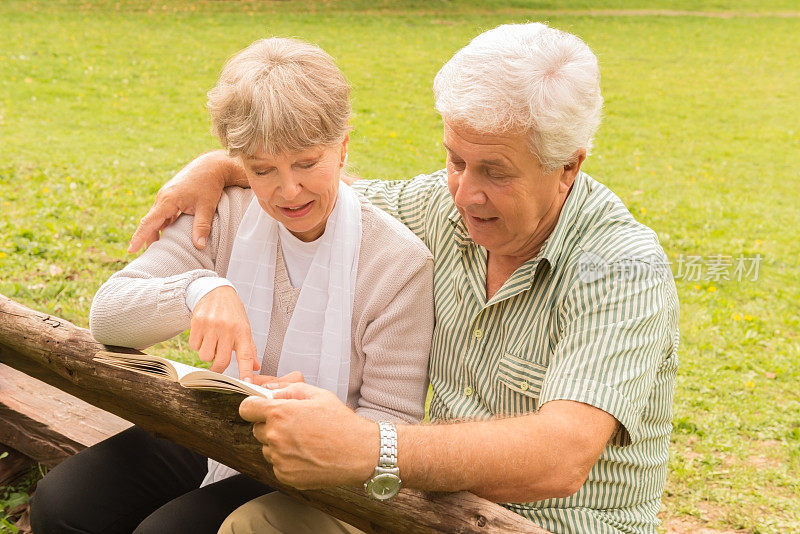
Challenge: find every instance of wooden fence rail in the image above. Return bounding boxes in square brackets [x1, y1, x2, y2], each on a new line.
[0, 293, 548, 534]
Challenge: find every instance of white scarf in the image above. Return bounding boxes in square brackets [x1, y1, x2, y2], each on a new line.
[201, 183, 361, 487]
[225, 182, 361, 400]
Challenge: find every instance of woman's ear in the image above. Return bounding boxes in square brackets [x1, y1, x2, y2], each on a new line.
[340, 134, 350, 167]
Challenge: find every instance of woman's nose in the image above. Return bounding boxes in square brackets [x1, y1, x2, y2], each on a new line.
[279, 173, 303, 200]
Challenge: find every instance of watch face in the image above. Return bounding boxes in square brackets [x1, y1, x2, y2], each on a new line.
[370, 473, 400, 500]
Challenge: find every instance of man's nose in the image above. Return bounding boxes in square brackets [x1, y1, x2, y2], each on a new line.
[454, 167, 486, 207]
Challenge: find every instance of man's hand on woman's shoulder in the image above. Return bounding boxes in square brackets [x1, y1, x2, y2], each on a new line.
[129, 150, 239, 253]
[129, 151, 363, 254]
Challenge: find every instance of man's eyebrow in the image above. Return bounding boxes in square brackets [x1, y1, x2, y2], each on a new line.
[442, 142, 511, 168]
[479, 157, 510, 168]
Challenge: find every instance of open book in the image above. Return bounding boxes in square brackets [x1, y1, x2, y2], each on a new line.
[93, 351, 273, 399]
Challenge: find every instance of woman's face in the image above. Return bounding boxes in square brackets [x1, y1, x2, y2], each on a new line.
[241, 138, 347, 242]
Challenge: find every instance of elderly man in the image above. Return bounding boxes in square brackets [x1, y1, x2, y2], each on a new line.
[130, 23, 678, 534]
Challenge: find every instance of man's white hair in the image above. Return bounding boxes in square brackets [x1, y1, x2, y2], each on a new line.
[433, 23, 603, 172]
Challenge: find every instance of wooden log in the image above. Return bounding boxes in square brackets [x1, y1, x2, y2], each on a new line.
[0, 293, 549, 534]
[0, 363, 132, 467]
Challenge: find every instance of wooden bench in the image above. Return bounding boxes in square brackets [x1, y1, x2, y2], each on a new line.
[0, 362, 132, 469]
[0, 293, 551, 534]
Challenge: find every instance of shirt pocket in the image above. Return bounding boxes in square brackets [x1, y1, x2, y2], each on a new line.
[495, 352, 548, 416]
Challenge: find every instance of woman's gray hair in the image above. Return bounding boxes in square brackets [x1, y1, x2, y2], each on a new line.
[208, 37, 351, 157]
[433, 23, 603, 172]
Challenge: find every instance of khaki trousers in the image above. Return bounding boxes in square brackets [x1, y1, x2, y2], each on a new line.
[218, 492, 366, 534]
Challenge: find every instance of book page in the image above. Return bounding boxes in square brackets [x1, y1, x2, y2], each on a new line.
[179, 371, 274, 399]
[94, 351, 274, 398]
[93, 351, 178, 381]
[169, 359, 207, 381]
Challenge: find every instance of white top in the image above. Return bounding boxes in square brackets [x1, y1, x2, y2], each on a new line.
[277, 223, 320, 288]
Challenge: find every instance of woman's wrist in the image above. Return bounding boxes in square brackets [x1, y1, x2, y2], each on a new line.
[186, 277, 235, 312]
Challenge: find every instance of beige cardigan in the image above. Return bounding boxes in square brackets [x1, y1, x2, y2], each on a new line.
[90, 187, 434, 424]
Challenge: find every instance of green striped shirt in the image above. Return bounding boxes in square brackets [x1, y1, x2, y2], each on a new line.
[354, 170, 679, 534]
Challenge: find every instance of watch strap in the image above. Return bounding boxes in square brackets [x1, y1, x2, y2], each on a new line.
[377, 421, 398, 469]
[364, 421, 401, 500]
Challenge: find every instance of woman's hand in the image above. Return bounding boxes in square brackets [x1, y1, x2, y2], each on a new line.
[189, 285, 260, 381]
[128, 150, 248, 253]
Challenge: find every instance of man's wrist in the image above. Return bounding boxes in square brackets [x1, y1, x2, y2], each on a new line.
[364, 421, 402, 500]
[355, 419, 381, 483]
[212, 150, 249, 188]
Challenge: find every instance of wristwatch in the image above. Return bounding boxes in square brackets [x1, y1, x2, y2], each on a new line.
[364, 421, 401, 501]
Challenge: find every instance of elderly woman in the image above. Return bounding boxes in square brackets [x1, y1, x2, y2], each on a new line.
[30, 38, 433, 534]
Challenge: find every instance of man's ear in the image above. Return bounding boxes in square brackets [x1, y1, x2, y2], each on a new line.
[559, 149, 587, 190]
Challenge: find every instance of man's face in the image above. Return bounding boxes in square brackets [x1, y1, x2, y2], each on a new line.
[443, 122, 575, 261]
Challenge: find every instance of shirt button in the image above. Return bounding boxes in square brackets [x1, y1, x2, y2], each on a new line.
[473, 328, 484, 339]
[464, 386, 474, 396]
[519, 381, 530, 392]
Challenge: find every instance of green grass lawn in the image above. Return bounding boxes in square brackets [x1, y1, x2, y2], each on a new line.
[1, 1, 799, 532]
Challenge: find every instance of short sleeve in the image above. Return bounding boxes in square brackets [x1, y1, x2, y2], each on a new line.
[540, 258, 679, 445]
[351, 171, 448, 250]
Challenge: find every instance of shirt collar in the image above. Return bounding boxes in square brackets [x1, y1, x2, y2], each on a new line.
[537, 171, 592, 272]
[447, 208, 472, 252]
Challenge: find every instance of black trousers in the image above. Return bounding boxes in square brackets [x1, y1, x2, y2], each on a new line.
[30, 426, 273, 534]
